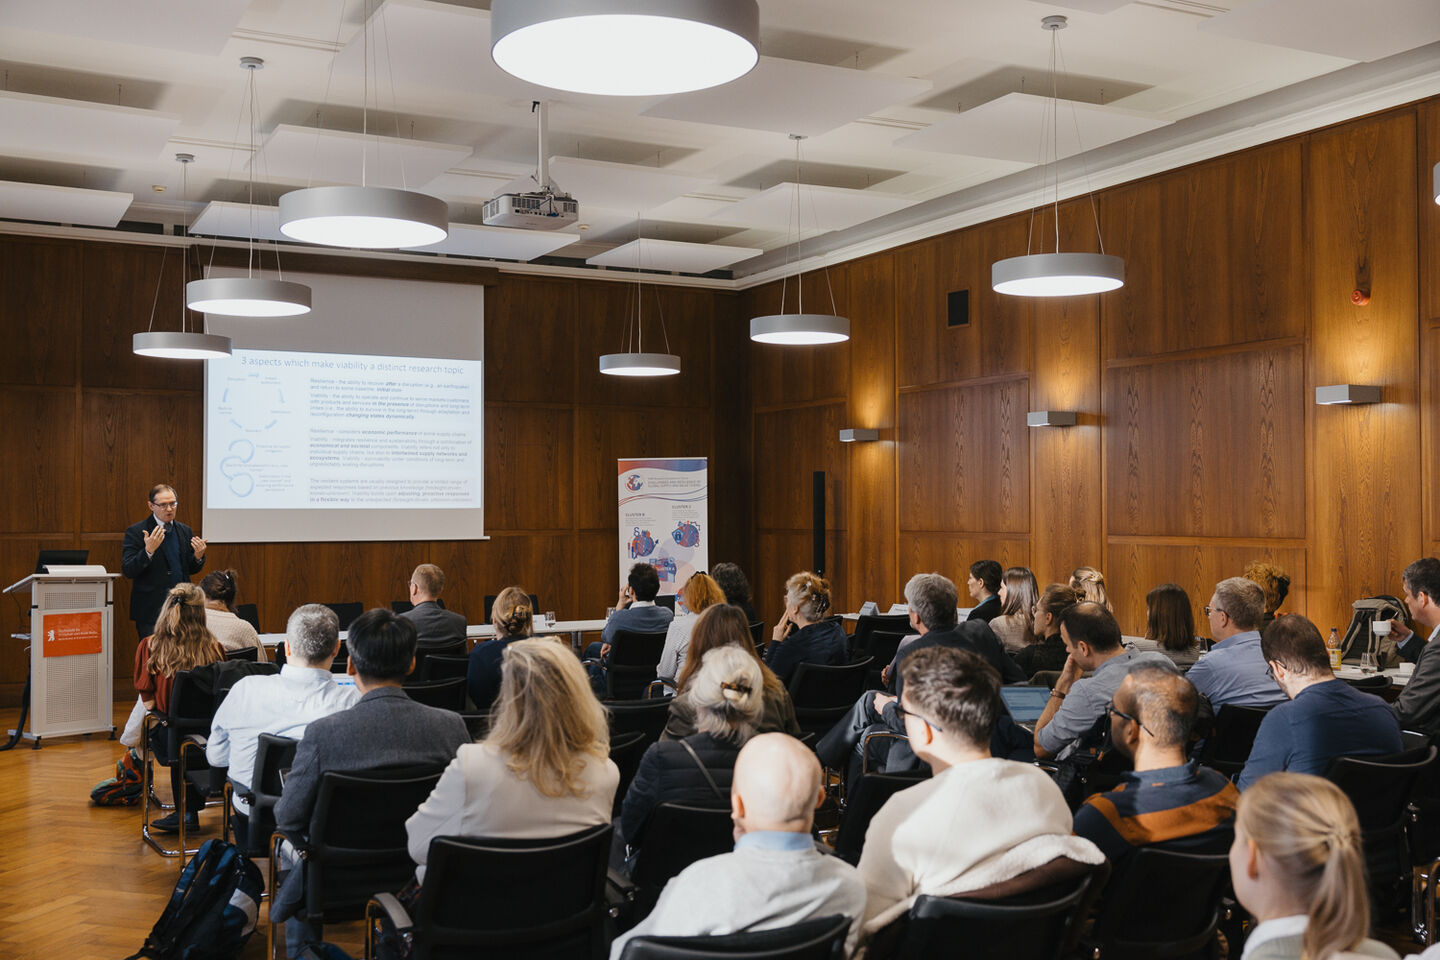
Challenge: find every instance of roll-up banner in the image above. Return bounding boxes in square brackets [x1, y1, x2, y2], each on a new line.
[618, 458, 708, 599]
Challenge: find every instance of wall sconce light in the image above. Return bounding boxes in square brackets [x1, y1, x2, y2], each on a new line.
[839, 428, 879, 443]
[1315, 384, 1381, 405]
[1026, 411, 1078, 427]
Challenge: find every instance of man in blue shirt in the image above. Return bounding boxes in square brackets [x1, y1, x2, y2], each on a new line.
[1187, 577, 1287, 711]
[587, 562, 674, 693]
[1237, 614, 1403, 789]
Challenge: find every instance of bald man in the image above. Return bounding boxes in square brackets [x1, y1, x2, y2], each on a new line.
[609, 734, 866, 958]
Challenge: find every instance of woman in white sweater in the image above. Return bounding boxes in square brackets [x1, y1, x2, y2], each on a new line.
[199, 569, 265, 661]
[655, 572, 728, 683]
[406, 638, 619, 881]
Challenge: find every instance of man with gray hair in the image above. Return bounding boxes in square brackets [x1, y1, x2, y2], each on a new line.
[207, 603, 360, 846]
[1186, 576, 1286, 710]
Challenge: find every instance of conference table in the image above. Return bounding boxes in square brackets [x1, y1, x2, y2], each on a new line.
[259, 617, 610, 656]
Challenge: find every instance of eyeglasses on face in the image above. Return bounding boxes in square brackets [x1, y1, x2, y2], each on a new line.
[1105, 700, 1155, 738]
[893, 702, 944, 733]
[1203, 605, 1224, 617]
[152, 500, 178, 509]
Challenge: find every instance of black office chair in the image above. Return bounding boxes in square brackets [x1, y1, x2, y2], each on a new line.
[1197, 704, 1272, 780]
[609, 731, 650, 818]
[225, 733, 298, 864]
[367, 824, 613, 960]
[460, 711, 491, 740]
[391, 600, 415, 614]
[848, 614, 911, 659]
[599, 630, 670, 701]
[618, 914, 850, 959]
[322, 602, 364, 630]
[748, 621, 765, 654]
[140, 670, 225, 863]
[655, 595, 677, 613]
[485, 593, 541, 621]
[411, 639, 467, 679]
[421, 653, 471, 682]
[863, 631, 908, 690]
[616, 803, 735, 922]
[401, 677, 468, 712]
[1340, 673, 1392, 695]
[1328, 745, 1437, 911]
[268, 766, 443, 960]
[1081, 849, 1231, 959]
[832, 771, 927, 865]
[607, 699, 673, 747]
[224, 645, 259, 662]
[235, 602, 261, 632]
[787, 658, 874, 739]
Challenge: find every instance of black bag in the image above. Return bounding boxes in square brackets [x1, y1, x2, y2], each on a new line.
[1339, 595, 1407, 662]
[125, 838, 264, 960]
[91, 747, 144, 806]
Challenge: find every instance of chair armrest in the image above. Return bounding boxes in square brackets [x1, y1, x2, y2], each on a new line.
[368, 894, 413, 936]
[859, 730, 908, 776]
[606, 867, 636, 901]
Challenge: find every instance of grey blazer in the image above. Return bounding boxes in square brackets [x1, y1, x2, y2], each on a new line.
[400, 600, 468, 647]
[1243, 934, 1397, 960]
[1393, 636, 1440, 735]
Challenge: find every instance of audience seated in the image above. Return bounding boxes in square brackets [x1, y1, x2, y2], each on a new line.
[272, 608, 470, 956]
[136, 583, 227, 834]
[1127, 582, 1203, 671]
[764, 572, 846, 685]
[465, 585, 534, 712]
[656, 572, 727, 682]
[587, 563, 675, 692]
[711, 561, 760, 626]
[857, 645, 1104, 935]
[1187, 577, 1287, 711]
[1033, 603, 1172, 761]
[407, 638, 617, 882]
[1244, 560, 1292, 630]
[200, 568, 266, 661]
[1237, 615, 1403, 790]
[609, 733, 866, 959]
[964, 559, 1004, 623]
[399, 563, 467, 648]
[1388, 558, 1440, 734]
[1229, 773, 1399, 960]
[619, 647, 763, 859]
[1015, 583, 1080, 678]
[1070, 565, 1113, 612]
[1073, 663, 1237, 875]
[206, 604, 359, 847]
[661, 604, 801, 740]
[989, 565, 1039, 654]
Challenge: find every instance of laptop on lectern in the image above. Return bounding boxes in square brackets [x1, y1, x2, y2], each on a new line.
[35, 550, 88, 574]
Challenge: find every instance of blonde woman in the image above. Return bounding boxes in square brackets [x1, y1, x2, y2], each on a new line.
[989, 566, 1040, 654]
[656, 572, 728, 682]
[407, 638, 618, 882]
[466, 585, 535, 712]
[1069, 566, 1113, 613]
[766, 571, 846, 684]
[1229, 773, 1397, 960]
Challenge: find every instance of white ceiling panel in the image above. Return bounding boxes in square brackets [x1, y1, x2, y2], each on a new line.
[252, 124, 472, 190]
[0, 180, 133, 227]
[709, 183, 912, 231]
[0, 91, 179, 165]
[641, 58, 932, 137]
[546, 158, 711, 213]
[190, 201, 288, 242]
[1, 0, 250, 56]
[1025, 0, 1133, 12]
[1198, 0, 1440, 62]
[893, 92, 1169, 161]
[418, 223, 580, 261]
[587, 239, 762, 273]
[422, 169, 521, 202]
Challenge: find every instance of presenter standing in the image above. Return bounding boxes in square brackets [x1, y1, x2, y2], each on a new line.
[122, 483, 207, 639]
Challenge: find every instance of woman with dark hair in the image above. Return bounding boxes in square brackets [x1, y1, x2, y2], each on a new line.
[1130, 582, 1203, 671]
[765, 571, 846, 684]
[1014, 584, 1081, 678]
[989, 566, 1039, 654]
[662, 604, 800, 740]
[199, 568, 265, 661]
[710, 561, 759, 625]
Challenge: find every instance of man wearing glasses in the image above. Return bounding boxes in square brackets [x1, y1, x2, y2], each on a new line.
[1186, 577, 1286, 711]
[121, 483, 207, 638]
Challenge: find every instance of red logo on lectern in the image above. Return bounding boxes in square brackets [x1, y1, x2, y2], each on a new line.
[42, 611, 102, 658]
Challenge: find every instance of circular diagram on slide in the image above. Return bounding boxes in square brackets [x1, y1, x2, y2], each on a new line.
[220, 439, 255, 498]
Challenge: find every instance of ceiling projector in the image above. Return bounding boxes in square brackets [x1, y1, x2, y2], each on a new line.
[482, 191, 579, 230]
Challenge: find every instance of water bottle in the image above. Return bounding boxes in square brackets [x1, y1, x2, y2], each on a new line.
[1326, 627, 1343, 670]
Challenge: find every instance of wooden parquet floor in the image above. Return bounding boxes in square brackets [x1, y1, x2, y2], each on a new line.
[0, 702, 365, 960]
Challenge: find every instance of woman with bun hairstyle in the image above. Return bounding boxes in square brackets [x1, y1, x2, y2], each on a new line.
[199, 568, 265, 661]
[466, 585, 536, 712]
[1229, 773, 1397, 960]
[1069, 566, 1113, 613]
[765, 571, 847, 685]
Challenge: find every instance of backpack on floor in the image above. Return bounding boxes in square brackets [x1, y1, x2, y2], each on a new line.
[124, 838, 264, 960]
[90, 747, 144, 806]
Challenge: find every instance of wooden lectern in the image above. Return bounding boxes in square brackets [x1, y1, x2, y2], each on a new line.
[4, 565, 119, 748]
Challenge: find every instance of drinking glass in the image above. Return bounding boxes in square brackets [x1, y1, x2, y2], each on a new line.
[545, 610, 557, 626]
[1359, 652, 1377, 674]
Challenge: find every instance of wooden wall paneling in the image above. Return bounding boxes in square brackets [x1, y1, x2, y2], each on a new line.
[485, 404, 574, 530]
[1428, 324, 1440, 551]
[846, 253, 897, 609]
[485, 276, 576, 404]
[577, 530, 624, 620]
[575, 281, 713, 406]
[709, 292, 752, 572]
[1101, 141, 1305, 360]
[80, 243, 202, 392]
[1308, 111, 1422, 632]
[1103, 346, 1306, 539]
[0, 389, 77, 533]
[1105, 542, 1307, 640]
[747, 267, 852, 407]
[1421, 100, 1440, 326]
[896, 377, 1029, 534]
[199, 542, 271, 629]
[80, 390, 202, 536]
[260, 541, 416, 626]
[753, 529, 848, 625]
[0, 536, 81, 691]
[897, 534, 1030, 592]
[0, 237, 81, 386]
[753, 402, 847, 535]
[442, 532, 578, 622]
[574, 406, 707, 531]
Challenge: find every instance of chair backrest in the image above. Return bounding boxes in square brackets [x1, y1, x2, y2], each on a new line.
[609, 730, 649, 817]
[414, 824, 612, 960]
[1340, 674, 1391, 694]
[788, 658, 873, 710]
[305, 766, 444, 923]
[391, 600, 415, 614]
[412, 639, 468, 678]
[1327, 744, 1436, 832]
[323, 602, 363, 630]
[1085, 848, 1231, 959]
[459, 711, 490, 740]
[655, 595, 677, 613]
[850, 614, 912, 656]
[484, 593, 541, 622]
[608, 630, 671, 700]
[235, 602, 260, 632]
[748, 621, 764, 652]
[401, 677, 468, 712]
[629, 803, 735, 917]
[235, 732, 298, 858]
[223, 645, 258, 662]
[421, 654, 472, 682]
[833, 772, 927, 865]
[619, 914, 850, 960]
[606, 699, 672, 747]
[1198, 704, 1272, 778]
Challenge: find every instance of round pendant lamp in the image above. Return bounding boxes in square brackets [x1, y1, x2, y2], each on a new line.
[133, 331, 233, 360]
[749, 312, 850, 345]
[185, 277, 313, 317]
[598, 352, 682, 376]
[278, 186, 448, 249]
[991, 252, 1125, 297]
[491, 0, 759, 97]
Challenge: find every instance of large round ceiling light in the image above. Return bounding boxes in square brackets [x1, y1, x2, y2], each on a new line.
[279, 186, 448, 249]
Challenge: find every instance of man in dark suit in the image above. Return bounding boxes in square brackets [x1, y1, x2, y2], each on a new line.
[398, 563, 467, 647]
[272, 607, 469, 955]
[120, 483, 206, 637]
